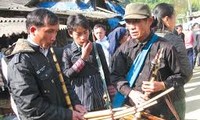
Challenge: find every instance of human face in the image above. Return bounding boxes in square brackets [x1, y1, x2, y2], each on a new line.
[125, 18, 153, 42]
[70, 26, 90, 46]
[193, 24, 200, 31]
[176, 26, 183, 35]
[93, 27, 106, 40]
[31, 23, 59, 49]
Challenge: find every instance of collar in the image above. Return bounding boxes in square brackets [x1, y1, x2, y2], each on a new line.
[27, 35, 39, 46]
[96, 36, 108, 43]
[27, 35, 49, 56]
[130, 32, 154, 49]
[71, 42, 81, 53]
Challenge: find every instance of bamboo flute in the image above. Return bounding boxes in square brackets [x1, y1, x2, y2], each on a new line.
[50, 47, 73, 110]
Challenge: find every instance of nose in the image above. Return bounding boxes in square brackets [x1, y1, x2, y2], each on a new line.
[80, 33, 88, 40]
[52, 32, 57, 41]
[129, 24, 136, 30]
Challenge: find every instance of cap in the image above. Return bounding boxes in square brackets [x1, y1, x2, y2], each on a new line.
[124, 3, 151, 19]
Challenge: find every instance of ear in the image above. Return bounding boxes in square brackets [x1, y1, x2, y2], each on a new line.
[30, 26, 36, 34]
[147, 17, 154, 26]
[68, 30, 73, 37]
[161, 16, 169, 25]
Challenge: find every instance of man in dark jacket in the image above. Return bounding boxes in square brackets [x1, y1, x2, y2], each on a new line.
[111, 3, 189, 120]
[7, 9, 87, 120]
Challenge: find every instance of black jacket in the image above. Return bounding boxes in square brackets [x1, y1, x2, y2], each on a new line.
[7, 39, 80, 120]
[164, 32, 192, 82]
[62, 42, 111, 111]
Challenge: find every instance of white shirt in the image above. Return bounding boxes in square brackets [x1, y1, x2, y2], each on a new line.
[27, 36, 49, 57]
[96, 36, 111, 70]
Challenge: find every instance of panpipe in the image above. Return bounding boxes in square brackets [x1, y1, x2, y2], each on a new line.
[84, 87, 174, 120]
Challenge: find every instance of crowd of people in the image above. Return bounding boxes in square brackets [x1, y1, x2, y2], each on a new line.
[0, 1, 199, 120]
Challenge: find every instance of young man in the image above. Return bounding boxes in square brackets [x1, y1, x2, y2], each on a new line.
[111, 3, 188, 119]
[7, 9, 86, 120]
[62, 14, 115, 111]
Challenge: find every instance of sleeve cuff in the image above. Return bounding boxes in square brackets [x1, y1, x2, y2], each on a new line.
[119, 85, 132, 96]
[72, 58, 85, 73]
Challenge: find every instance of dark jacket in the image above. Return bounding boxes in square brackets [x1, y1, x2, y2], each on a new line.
[164, 32, 192, 82]
[62, 42, 110, 82]
[7, 39, 80, 120]
[107, 27, 127, 56]
[62, 42, 111, 111]
[111, 33, 187, 119]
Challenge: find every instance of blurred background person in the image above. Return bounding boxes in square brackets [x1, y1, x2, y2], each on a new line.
[174, 24, 185, 43]
[184, 24, 195, 69]
[93, 24, 111, 69]
[107, 26, 130, 56]
[192, 23, 200, 66]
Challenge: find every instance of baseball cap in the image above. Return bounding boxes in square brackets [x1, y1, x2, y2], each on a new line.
[124, 3, 151, 19]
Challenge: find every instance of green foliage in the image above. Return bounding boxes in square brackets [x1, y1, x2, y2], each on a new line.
[128, 0, 200, 13]
[191, 0, 200, 12]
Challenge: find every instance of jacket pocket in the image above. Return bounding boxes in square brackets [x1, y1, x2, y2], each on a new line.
[36, 66, 55, 95]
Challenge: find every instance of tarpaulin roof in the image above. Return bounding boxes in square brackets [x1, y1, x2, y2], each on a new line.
[0, 0, 119, 37]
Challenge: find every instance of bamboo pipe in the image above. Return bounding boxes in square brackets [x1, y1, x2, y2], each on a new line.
[85, 100, 157, 120]
[84, 106, 128, 119]
[50, 47, 73, 110]
[144, 48, 164, 98]
[84, 87, 174, 120]
[139, 87, 174, 109]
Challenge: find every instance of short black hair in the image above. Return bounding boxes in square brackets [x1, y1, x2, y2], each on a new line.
[67, 14, 90, 33]
[26, 8, 59, 30]
[93, 24, 106, 31]
[176, 24, 183, 29]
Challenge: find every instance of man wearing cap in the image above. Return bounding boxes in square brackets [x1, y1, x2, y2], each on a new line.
[111, 3, 186, 119]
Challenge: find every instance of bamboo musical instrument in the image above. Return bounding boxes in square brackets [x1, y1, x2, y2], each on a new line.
[84, 87, 174, 120]
[50, 47, 73, 110]
[144, 48, 164, 98]
[149, 48, 164, 82]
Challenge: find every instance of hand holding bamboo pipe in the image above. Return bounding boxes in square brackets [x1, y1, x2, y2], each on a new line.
[142, 48, 164, 99]
[84, 87, 174, 120]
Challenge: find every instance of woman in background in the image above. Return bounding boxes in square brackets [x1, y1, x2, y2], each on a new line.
[152, 3, 193, 119]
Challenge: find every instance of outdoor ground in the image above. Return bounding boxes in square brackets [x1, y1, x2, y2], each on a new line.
[185, 66, 200, 120]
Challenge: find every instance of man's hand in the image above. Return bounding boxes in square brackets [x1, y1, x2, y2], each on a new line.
[72, 104, 87, 120]
[74, 104, 87, 114]
[72, 110, 84, 120]
[142, 81, 165, 94]
[81, 41, 92, 61]
[128, 90, 146, 107]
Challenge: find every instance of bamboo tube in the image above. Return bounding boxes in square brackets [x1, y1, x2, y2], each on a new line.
[139, 87, 174, 109]
[84, 106, 128, 119]
[84, 109, 112, 119]
[85, 87, 173, 120]
[86, 101, 158, 120]
[50, 47, 73, 110]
